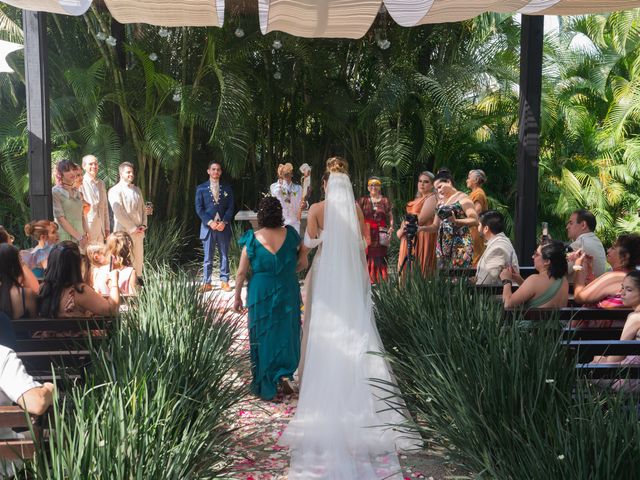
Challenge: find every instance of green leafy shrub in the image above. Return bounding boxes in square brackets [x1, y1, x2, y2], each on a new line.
[30, 267, 248, 479]
[374, 275, 640, 479]
[143, 218, 192, 268]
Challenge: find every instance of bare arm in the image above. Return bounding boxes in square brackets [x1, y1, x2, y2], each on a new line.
[57, 216, 83, 240]
[233, 247, 251, 311]
[597, 315, 640, 363]
[453, 198, 479, 227]
[17, 383, 55, 416]
[420, 214, 441, 233]
[573, 271, 622, 304]
[21, 265, 39, 292]
[75, 279, 119, 316]
[501, 273, 537, 309]
[418, 194, 438, 226]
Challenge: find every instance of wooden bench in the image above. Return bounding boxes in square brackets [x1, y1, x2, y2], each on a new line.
[11, 317, 116, 377]
[0, 406, 39, 461]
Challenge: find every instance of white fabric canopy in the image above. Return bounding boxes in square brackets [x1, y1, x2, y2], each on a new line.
[2, 0, 638, 35]
[0, 39, 23, 73]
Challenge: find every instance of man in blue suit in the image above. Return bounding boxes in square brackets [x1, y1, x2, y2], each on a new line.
[195, 161, 235, 292]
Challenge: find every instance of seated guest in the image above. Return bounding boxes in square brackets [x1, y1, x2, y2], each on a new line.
[0, 244, 38, 320]
[0, 227, 39, 293]
[21, 220, 59, 278]
[566, 209, 607, 278]
[94, 232, 137, 295]
[86, 244, 108, 289]
[0, 345, 55, 476]
[474, 211, 518, 285]
[573, 233, 640, 307]
[499, 240, 569, 309]
[0, 226, 13, 245]
[38, 241, 120, 319]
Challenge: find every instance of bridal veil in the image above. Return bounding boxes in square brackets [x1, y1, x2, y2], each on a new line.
[279, 172, 421, 479]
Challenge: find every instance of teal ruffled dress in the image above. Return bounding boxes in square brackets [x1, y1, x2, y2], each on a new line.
[239, 226, 302, 400]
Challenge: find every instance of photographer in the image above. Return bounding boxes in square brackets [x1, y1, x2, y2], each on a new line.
[397, 171, 438, 275]
[420, 168, 478, 269]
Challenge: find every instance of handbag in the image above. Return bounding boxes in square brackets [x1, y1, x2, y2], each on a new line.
[378, 227, 391, 247]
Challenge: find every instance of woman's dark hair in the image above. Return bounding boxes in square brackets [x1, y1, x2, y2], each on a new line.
[0, 244, 23, 317]
[257, 197, 284, 229]
[615, 233, 640, 269]
[434, 168, 454, 184]
[540, 240, 568, 279]
[38, 241, 85, 318]
[624, 270, 640, 291]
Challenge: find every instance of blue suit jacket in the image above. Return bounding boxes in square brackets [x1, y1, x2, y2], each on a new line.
[195, 181, 235, 240]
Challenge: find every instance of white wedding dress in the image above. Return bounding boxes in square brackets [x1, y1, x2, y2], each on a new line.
[279, 172, 421, 479]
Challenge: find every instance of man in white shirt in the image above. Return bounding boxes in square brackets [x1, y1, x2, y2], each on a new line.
[80, 155, 110, 244]
[270, 163, 303, 233]
[0, 342, 54, 476]
[108, 162, 147, 276]
[566, 209, 607, 278]
[475, 210, 519, 285]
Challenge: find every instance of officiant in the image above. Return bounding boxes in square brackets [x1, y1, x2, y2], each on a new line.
[270, 163, 303, 233]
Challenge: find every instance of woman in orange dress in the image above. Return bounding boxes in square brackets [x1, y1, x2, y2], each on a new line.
[467, 169, 488, 266]
[397, 171, 438, 276]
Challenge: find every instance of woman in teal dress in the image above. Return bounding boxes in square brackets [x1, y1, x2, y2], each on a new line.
[234, 197, 307, 400]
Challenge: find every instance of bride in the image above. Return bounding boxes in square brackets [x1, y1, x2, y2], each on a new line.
[279, 157, 421, 479]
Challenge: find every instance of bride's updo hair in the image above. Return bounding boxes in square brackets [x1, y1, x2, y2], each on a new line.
[326, 157, 349, 175]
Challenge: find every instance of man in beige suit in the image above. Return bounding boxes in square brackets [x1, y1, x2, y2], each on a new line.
[475, 210, 519, 285]
[80, 155, 110, 244]
[108, 162, 147, 275]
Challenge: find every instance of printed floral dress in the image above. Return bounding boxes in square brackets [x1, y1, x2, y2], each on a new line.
[436, 201, 473, 269]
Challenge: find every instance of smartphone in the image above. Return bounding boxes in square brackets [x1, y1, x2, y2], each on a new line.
[109, 255, 113, 272]
[541, 222, 549, 241]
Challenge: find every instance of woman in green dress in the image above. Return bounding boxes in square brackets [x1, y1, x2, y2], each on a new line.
[52, 160, 88, 247]
[234, 196, 307, 400]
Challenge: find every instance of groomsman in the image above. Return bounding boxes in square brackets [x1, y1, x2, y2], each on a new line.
[195, 161, 235, 292]
[108, 162, 147, 276]
[80, 155, 110, 244]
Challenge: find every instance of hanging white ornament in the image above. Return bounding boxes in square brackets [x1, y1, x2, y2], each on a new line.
[149, 53, 158, 61]
[158, 28, 170, 38]
[96, 32, 107, 41]
[234, 28, 245, 38]
[272, 39, 282, 50]
[106, 36, 117, 47]
[273, 71, 282, 80]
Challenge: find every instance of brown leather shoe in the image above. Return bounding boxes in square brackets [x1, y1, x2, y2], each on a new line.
[199, 284, 213, 293]
[220, 281, 232, 292]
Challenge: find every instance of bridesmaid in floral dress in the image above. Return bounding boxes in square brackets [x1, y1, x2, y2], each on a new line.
[357, 177, 394, 284]
[421, 168, 478, 269]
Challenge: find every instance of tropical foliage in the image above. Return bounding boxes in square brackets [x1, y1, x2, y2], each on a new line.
[1, 7, 640, 244]
[375, 274, 640, 479]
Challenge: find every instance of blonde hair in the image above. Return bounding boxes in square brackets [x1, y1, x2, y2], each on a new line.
[325, 157, 349, 175]
[24, 220, 56, 241]
[86, 244, 106, 267]
[106, 231, 134, 268]
[277, 163, 294, 178]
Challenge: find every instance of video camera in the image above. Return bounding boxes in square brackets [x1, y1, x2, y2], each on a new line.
[404, 214, 419, 241]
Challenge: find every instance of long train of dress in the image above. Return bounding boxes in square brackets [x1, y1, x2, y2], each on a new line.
[279, 172, 421, 479]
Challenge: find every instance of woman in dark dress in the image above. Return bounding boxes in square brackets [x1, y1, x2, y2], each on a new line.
[234, 197, 307, 400]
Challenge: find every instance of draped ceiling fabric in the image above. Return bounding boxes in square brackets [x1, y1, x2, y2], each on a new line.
[1, 0, 639, 35]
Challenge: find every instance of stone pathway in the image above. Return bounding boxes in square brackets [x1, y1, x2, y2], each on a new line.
[207, 287, 466, 480]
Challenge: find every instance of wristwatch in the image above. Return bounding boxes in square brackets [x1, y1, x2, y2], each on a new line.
[502, 279, 513, 286]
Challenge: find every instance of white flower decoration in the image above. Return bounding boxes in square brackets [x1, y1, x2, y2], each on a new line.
[158, 28, 169, 38]
[377, 39, 391, 50]
[557, 454, 565, 460]
[272, 39, 282, 49]
[273, 71, 282, 80]
[96, 32, 107, 41]
[105, 36, 117, 47]
[172, 92, 182, 102]
[149, 53, 158, 61]
[235, 28, 245, 38]
[545, 378, 555, 384]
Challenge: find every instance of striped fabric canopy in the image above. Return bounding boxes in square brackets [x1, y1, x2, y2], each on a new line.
[2, 0, 639, 37]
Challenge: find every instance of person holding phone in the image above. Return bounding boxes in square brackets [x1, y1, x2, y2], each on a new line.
[566, 209, 607, 279]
